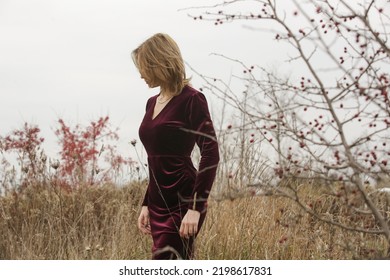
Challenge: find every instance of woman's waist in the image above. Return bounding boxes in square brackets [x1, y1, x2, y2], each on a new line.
[147, 154, 191, 158]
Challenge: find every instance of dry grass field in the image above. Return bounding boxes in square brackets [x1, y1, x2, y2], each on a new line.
[1, 0, 389, 262]
[0, 181, 386, 260]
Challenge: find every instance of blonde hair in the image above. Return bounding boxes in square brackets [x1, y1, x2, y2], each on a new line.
[132, 33, 190, 95]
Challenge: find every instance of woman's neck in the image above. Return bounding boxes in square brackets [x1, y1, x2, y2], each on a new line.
[160, 88, 175, 99]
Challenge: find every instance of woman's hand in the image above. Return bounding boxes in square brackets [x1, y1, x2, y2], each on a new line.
[138, 206, 151, 235]
[179, 209, 200, 239]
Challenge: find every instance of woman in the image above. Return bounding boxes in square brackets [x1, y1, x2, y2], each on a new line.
[132, 33, 219, 260]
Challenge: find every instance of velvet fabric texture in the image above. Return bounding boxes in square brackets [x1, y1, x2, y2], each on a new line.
[139, 85, 219, 259]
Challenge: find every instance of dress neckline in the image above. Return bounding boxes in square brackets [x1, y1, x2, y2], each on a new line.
[151, 94, 175, 121]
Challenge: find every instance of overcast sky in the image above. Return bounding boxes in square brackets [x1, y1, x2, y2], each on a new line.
[0, 0, 288, 160]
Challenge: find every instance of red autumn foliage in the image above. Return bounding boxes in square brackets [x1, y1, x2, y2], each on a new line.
[0, 116, 136, 191]
[55, 116, 132, 186]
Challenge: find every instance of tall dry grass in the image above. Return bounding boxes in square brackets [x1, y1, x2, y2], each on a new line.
[0, 181, 386, 259]
[0, 182, 149, 259]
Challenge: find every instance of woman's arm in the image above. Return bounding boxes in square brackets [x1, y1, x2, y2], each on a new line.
[187, 91, 220, 213]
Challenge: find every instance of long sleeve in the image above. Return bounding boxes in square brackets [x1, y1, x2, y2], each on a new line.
[186, 92, 219, 212]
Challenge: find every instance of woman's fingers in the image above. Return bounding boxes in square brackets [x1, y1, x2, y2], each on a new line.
[187, 225, 197, 235]
[179, 223, 187, 238]
[140, 222, 151, 234]
[138, 208, 151, 235]
[141, 216, 151, 234]
[181, 225, 197, 238]
[143, 216, 151, 234]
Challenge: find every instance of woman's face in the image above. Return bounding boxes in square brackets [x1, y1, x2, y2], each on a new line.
[139, 67, 158, 89]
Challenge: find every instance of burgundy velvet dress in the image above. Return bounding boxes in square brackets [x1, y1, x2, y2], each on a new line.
[139, 85, 219, 260]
